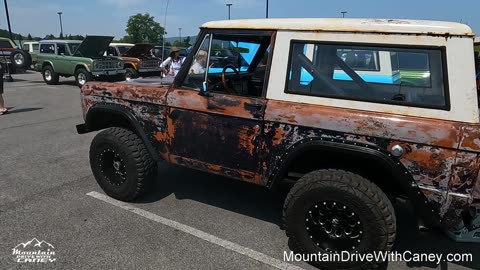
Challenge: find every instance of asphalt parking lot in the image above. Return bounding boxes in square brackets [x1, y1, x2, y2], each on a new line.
[0, 71, 479, 270]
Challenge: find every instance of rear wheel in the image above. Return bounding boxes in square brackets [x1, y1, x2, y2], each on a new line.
[283, 169, 396, 270]
[89, 127, 157, 202]
[75, 68, 92, 88]
[42, 65, 59, 85]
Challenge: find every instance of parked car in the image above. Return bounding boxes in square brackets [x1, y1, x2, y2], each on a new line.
[34, 36, 125, 87]
[0, 37, 32, 73]
[77, 19, 480, 270]
[108, 43, 162, 80]
[22, 41, 39, 53]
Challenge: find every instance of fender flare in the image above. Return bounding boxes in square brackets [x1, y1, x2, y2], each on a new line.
[41, 61, 56, 72]
[83, 103, 161, 162]
[268, 138, 443, 227]
[75, 63, 91, 73]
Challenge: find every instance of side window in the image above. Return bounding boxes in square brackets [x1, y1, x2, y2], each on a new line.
[32, 44, 39, 52]
[0, 40, 13, 49]
[286, 42, 447, 109]
[181, 32, 271, 98]
[40, 43, 55, 54]
[57, 43, 67, 55]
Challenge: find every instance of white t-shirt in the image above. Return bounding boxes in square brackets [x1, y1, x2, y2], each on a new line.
[190, 62, 205, 74]
[160, 57, 185, 76]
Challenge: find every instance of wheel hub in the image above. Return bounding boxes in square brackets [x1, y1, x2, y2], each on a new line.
[99, 148, 126, 186]
[14, 54, 24, 65]
[45, 70, 52, 81]
[306, 201, 363, 252]
[78, 73, 87, 85]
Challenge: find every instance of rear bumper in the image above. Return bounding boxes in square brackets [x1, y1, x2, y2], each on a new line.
[76, 123, 88, 134]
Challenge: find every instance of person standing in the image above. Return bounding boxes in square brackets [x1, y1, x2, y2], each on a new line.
[0, 62, 7, 115]
[160, 47, 184, 77]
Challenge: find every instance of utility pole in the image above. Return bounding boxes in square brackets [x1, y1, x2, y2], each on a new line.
[3, 0, 13, 41]
[57, 12, 63, 38]
[341, 11, 347, 18]
[178, 27, 182, 45]
[266, 0, 269, 18]
[226, 3, 232, 20]
[162, 0, 170, 61]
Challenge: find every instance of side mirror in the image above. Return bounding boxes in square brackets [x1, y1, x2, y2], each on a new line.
[198, 81, 213, 97]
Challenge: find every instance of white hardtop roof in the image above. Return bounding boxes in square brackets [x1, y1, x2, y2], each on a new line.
[39, 40, 82, 43]
[201, 18, 474, 36]
[475, 37, 480, 44]
[110, 43, 134, 46]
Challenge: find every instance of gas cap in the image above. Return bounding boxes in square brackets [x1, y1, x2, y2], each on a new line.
[391, 145, 404, 157]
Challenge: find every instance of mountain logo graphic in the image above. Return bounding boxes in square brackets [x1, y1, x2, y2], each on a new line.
[14, 238, 55, 249]
[12, 238, 56, 263]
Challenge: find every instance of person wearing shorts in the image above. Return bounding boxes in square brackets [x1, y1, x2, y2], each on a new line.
[0, 62, 7, 115]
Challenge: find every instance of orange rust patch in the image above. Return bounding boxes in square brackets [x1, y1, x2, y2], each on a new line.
[237, 125, 260, 156]
[394, 142, 456, 172]
[272, 127, 286, 146]
[154, 131, 169, 142]
[207, 164, 222, 171]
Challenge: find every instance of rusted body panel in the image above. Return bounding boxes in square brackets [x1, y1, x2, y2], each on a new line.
[263, 100, 480, 225]
[164, 89, 265, 179]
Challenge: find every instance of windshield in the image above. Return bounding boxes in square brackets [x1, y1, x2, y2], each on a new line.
[118, 46, 133, 55]
[67, 43, 81, 54]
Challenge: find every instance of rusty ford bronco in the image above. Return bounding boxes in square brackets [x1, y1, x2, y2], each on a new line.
[77, 18, 480, 269]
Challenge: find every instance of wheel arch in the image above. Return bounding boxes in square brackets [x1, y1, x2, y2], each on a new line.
[41, 61, 55, 71]
[268, 138, 442, 227]
[82, 103, 160, 162]
[75, 63, 91, 73]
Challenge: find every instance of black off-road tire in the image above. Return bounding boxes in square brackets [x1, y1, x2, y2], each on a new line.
[75, 68, 93, 88]
[90, 127, 157, 202]
[283, 169, 396, 270]
[42, 65, 59, 85]
[124, 67, 139, 81]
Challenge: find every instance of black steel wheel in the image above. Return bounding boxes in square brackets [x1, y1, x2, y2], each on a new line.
[90, 127, 156, 201]
[306, 200, 364, 252]
[283, 169, 396, 270]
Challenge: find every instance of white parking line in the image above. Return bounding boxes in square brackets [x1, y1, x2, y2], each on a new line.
[87, 191, 305, 270]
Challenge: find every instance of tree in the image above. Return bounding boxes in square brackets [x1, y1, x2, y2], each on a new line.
[124, 13, 165, 43]
[184, 36, 191, 47]
[27, 33, 32, 40]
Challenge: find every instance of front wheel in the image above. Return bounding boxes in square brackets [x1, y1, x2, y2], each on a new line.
[89, 127, 157, 202]
[283, 169, 396, 270]
[75, 68, 93, 88]
[124, 67, 139, 81]
[42, 65, 59, 85]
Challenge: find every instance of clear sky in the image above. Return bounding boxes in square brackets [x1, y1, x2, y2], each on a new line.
[1, 0, 478, 40]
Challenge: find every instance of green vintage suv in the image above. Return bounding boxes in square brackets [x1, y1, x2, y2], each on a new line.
[34, 36, 124, 87]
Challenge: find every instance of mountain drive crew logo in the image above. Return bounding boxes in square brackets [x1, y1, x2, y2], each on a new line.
[12, 238, 56, 263]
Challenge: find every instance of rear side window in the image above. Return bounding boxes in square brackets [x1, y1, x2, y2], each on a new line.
[0, 40, 13, 48]
[32, 44, 39, 52]
[286, 41, 448, 110]
[40, 44, 55, 54]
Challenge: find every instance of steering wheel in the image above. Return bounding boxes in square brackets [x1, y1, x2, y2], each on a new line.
[221, 64, 240, 93]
